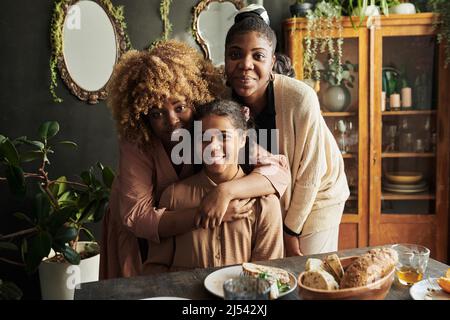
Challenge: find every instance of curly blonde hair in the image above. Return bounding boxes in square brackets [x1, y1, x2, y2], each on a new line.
[107, 40, 224, 147]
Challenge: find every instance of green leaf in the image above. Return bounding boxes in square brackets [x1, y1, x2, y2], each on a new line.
[39, 121, 60, 140]
[93, 198, 108, 223]
[14, 137, 44, 150]
[5, 165, 26, 196]
[55, 176, 68, 196]
[20, 151, 44, 163]
[47, 207, 77, 234]
[101, 165, 115, 189]
[13, 212, 34, 225]
[61, 245, 80, 265]
[57, 141, 78, 148]
[35, 192, 51, 226]
[0, 280, 23, 300]
[80, 171, 92, 186]
[0, 134, 6, 144]
[0, 138, 20, 166]
[54, 226, 78, 243]
[0, 242, 19, 251]
[25, 231, 52, 273]
[78, 200, 96, 223]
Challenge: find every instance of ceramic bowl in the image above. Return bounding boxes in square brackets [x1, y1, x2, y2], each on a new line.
[385, 171, 423, 184]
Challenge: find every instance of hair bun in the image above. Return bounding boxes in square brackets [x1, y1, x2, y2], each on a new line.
[235, 4, 270, 25]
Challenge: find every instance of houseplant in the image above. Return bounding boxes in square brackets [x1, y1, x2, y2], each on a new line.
[0, 121, 114, 299]
[304, 1, 343, 84]
[429, 0, 450, 67]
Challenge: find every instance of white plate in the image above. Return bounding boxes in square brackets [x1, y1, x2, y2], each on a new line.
[409, 278, 450, 300]
[141, 296, 190, 300]
[204, 265, 297, 299]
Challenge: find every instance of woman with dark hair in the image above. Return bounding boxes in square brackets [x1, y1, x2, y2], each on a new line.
[224, 6, 350, 256]
[101, 40, 290, 278]
[145, 99, 284, 272]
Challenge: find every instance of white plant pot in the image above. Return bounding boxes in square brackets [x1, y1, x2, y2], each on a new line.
[39, 241, 99, 300]
[322, 85, 351, 112]
[352, 5, 380, 17]
[389, 3, 416, 15]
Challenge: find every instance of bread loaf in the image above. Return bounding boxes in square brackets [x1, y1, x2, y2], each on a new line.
[305, 258, 325, 272]
[340, 248, 398, 288]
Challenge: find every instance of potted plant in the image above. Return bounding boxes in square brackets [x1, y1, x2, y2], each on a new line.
[303, 1, 343, 86]
[290, 0, 315, 18]
[0, 121, 114, 299]
[321, 59, 357, 112]
[429, 0, 450, 67]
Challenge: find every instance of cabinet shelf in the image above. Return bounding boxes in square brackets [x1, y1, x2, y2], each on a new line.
[382, 110, 436, 116]
[382, 152, 435, 158]
[342, 153, 357, 159]
[381, 192, 435, 200]
[321, 111, 357, 117]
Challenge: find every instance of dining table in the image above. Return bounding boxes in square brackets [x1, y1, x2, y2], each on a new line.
[74, 246, 450, 300]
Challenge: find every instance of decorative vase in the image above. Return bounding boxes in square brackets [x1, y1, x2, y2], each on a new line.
[389, 3, 416, 15]
[352, 4, 380, 17]
[290, 2, 313, 18]
[322, 85, 351, 112]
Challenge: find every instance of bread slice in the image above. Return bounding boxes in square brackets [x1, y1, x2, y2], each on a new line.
[305, 258, 325, 272]
[242, 263, 291, 299]
[302, 270, 339, 290]
[323, 254, 344, 283]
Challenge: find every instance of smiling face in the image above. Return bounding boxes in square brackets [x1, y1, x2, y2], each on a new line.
[147, 97, 194, 147]
[225, 31, 275, 102]
[201, 114, 246, 179]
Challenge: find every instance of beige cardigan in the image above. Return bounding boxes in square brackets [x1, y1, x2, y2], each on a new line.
[273, 74, 350, 235]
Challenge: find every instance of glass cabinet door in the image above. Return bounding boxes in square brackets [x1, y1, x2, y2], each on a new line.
[370, 14, 449, 260]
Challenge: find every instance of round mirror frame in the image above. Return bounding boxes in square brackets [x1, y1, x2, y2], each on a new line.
[56, 0, 129, 104]
[192, 0, 244, 62]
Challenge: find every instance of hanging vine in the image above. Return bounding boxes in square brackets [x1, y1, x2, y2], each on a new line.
[148, 0, 173, 50]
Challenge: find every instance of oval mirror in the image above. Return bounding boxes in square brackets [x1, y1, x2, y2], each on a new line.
[193, 0, 244, 66]
[56, 0, 128, 104]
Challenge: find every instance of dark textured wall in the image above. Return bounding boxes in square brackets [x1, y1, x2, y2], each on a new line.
[0, 0, 292, 299]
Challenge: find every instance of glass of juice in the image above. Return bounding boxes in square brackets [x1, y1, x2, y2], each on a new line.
[392, 244, 430, 286]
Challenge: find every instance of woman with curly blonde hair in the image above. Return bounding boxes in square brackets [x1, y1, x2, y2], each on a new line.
[100, 40, 290, 279]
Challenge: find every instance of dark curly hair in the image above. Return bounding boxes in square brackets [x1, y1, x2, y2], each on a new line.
[225, 14, 277, 53]
[107, 40, 225, 147]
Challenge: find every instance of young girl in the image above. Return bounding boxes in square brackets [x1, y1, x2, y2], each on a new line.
[224, 7, 350, 256]
[144, 100, 284, 272]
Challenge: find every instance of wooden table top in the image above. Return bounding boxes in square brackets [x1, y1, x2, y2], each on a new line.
[74, 246, 449, 300]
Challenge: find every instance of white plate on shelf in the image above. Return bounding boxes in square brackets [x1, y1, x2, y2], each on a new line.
[203, 265, 297, 299]
[409, 278, 450, 300]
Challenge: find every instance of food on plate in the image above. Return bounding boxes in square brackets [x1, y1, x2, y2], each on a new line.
[340, 248, 398, 288]
[242, 262, 291, 299]
[323, 254, 344, 283]
[302, 269, 339, 290]
[437, 268, 450, 294]
[301, 247, 398, 291]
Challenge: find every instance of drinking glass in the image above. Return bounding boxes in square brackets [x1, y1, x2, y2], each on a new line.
[392, 243, 430, 286]
[223, 276, 271, 300]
